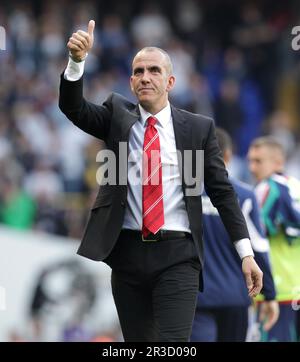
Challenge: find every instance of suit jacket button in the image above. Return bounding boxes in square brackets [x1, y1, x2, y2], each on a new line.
[121, 201, 126, 207]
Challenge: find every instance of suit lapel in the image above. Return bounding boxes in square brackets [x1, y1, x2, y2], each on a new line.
[171, 106, 190, 154]
[120, 106, 140, 140]
[171, 106, 192, 192]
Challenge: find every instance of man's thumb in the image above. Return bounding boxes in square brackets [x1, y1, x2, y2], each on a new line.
[88, 20, 95, 36]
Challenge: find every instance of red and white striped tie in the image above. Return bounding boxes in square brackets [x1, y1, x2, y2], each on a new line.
[142, 116, 164, 237]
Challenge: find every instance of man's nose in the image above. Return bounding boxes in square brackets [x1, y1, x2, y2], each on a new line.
[141, 71, 150, 83]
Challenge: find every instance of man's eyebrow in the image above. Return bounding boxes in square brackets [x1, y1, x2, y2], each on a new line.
[133, 67, 144, 74]
[133, 65, 162, 74]
[148, 65, 162, 72]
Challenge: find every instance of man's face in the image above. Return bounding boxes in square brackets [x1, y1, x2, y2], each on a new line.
[247, 146, 277, 182]
[130, 50, 175, 113]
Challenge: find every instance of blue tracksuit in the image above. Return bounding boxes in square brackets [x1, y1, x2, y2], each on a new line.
[191, 178, 276, 341]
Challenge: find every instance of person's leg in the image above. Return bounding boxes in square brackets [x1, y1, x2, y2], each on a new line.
[108, 232, 200, 342]
[190, 308, 218, 342]
[151, 261, 200, 342]
[111, 270, 155, 342]
[216, 307, 248, 342]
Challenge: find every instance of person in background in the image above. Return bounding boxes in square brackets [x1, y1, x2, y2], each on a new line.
[248, 136, 300, 342]
[191, 128, 278, 342]
[0, 175, 36, 230]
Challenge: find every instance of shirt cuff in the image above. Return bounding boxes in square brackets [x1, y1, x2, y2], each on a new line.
[64, 56, 86, 81]
[234, 238, 254, 259]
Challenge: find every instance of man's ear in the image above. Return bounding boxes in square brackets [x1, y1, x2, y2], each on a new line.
[130, 76, 134, 93]
[166, 76, 175, 92]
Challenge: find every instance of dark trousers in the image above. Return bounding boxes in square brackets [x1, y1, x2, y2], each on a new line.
[104, 230, 201, 342]
[190, 306, 248, 342]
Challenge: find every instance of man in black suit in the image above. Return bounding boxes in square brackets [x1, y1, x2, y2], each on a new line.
[59, 20, 263, 342]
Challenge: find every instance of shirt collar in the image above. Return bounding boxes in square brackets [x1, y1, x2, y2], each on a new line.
[138, 102, 171, 128]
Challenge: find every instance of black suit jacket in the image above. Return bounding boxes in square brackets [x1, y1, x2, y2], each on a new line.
[59, 75, 250, 267]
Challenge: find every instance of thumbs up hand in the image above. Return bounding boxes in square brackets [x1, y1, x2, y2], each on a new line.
[67, 20, 95, 62]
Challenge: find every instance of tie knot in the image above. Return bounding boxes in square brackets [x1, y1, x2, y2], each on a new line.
[147, 116, 157, 127]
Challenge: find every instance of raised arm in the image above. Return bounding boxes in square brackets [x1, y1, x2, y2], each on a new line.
[59, 20, 112, 140]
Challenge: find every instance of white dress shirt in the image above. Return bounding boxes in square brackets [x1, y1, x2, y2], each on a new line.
[123, 102, 190, 233]
[63, 57, 254, 259]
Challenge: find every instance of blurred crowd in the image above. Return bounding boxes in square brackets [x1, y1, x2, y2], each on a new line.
[1, 0, 300, 239]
